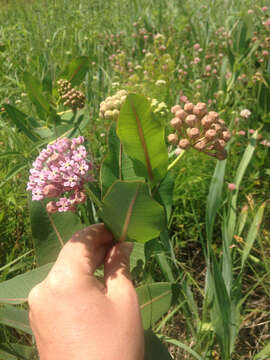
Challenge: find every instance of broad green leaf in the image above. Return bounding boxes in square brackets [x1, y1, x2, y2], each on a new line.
[100, 122, 142, 196]
[206, 159, 227, 245]
[23, 72, 51, 118]
[227, 133, 257, 244]
[254, 342, 270, 359]
[0, 263, 53, 304]
[130, 243, 145, 273]
[29, 199, 84, 265]
[3, 105, 40, 142]
[102, 181, 165, 243]
[33, 110, 89, 141]
[241, 203, 265, 270]
[137, 282, 179, 329]
[154, 171, 175, 224]
[52, 109, 89, 139]
[117, 94, 168, 183]
[0, 305, 32, 334]
[61, 56, 89, 87]
[144, 330, 173, 360]
[34, 126, 53, 138]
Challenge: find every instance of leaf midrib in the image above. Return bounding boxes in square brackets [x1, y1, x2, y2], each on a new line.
[130, 99, 153, 182]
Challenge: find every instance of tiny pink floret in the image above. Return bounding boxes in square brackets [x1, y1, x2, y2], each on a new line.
[27, 136, 92, 213]
[228, 183, 237, 191]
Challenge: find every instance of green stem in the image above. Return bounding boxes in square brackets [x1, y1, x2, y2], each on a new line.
[167, 150, 186, 171]
[85, 186, 103, 209]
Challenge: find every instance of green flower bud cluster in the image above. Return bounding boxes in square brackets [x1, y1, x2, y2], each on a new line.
[99, 90, 168, 122]
[168, 102, 231, 160]
[57, 79, 85, 112]
[150, 98, 168, 117]
[99, 89, 128, 120]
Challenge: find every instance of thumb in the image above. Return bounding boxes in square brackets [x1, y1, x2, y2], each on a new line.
[104, 242, 135, 303]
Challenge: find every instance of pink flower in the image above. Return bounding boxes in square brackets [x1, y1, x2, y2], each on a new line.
[262, 6, 268, 12]
[193, 43, 200, 50]
[237, 130, 246, 136]
[27, 136, 92, 213]
[179, 95, 189, 104]
[263, 18, 270, 27]
[228, 183, 236, 191]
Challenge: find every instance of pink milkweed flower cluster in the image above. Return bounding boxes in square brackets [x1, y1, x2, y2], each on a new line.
[263, 18, 270, 27]
[27, 136, 92, 213]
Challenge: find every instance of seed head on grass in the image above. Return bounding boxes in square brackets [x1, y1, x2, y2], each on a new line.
[27, 136, 92, 213]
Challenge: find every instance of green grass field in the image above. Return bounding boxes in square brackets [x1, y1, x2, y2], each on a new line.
[0, 0, 270, 359]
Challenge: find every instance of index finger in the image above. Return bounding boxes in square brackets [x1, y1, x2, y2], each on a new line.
[53, 223, 114, 276]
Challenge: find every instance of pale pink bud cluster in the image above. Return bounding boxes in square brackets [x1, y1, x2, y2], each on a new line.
[27, 136, 92, 213]
[168, 102, 231, 160]
[240, 109, 251, 119]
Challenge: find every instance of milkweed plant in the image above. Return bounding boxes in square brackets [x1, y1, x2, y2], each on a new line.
[27, 85, 230, 244]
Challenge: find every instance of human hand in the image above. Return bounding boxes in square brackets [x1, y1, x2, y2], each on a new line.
[28, 223, 144, 360]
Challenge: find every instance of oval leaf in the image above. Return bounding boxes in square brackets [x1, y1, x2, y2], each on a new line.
[136, 282, 179, 329]
[61, 56, 90, 87]
[3, 105, 39, 142]
[29, 198, 84, 265]
[0, 263, 53, 304]
[23, 72, 51, 118]
[117, 94, 168, 183]
[0, 305, 32, 334]
[100, 122, 143, 196]
[144, 330, 173, 360]
[102, 181, 165, 243]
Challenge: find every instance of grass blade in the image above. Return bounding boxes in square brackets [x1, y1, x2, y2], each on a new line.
[241, 202, 265, 271]
[206, 159, 227, 245]
[227, 133, 257, 244]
